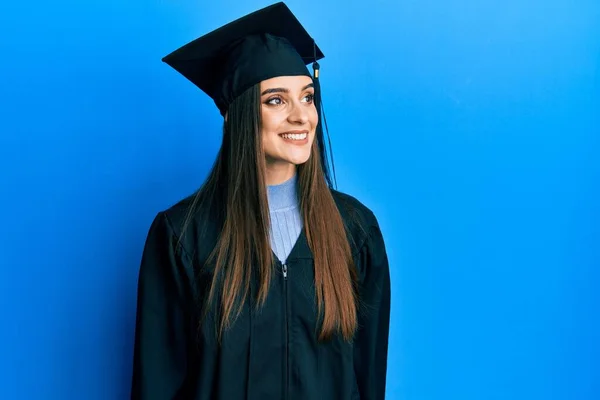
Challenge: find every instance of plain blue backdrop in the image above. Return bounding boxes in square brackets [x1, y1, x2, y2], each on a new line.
[1, 0, 598, 399]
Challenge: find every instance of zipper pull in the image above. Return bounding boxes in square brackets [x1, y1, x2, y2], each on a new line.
[282, 263, 288, 280]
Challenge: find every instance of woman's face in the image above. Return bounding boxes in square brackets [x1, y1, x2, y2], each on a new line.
[260, 75, 318, 170]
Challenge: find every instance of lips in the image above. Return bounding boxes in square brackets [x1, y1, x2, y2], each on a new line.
[278, 130, 308, 136]
[278, 130, 309, 143]
[280, 133, 307, 140]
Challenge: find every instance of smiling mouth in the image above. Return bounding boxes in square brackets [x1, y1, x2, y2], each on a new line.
[278, 131, 308, 141]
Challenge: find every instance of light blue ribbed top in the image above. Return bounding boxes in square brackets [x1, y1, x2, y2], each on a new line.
[267, 172, 303, 264]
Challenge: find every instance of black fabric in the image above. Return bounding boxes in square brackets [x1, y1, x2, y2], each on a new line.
[130, 189, 392, 400]
[162, 2, 324, 116]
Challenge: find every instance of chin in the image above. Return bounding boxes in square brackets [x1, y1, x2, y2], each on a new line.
[287, 152, 312, 165]
[289, 159, 309, 166]
[265, 147, 312, 166]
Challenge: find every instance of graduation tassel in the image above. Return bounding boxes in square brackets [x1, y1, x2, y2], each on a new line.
[312, 40, 337, 189]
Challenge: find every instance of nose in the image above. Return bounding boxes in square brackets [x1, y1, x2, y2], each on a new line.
[287, 100, 309, 125]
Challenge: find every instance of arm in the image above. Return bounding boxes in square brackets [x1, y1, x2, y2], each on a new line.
[354, 217, 392, 400]
[131, 212, 191, 399]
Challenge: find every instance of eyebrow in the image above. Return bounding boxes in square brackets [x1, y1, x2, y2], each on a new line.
[261, 83, 314, 96]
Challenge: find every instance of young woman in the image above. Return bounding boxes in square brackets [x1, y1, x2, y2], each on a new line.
[130, 3, 391, 399]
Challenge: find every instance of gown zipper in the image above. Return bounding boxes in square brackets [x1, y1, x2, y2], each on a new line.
[282, 262, 289, 400]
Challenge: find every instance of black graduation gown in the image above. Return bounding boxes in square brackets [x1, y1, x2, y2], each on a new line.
[130, 189, 391, 400]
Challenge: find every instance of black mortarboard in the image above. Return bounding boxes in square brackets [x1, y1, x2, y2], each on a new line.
[162, 2, 324, 116]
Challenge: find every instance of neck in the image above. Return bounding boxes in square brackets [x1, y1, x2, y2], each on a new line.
[265, 161, 297, 186]
[266, 171, 299, 210]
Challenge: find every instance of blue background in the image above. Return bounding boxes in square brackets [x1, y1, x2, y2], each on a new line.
[1, 0, 598, 399]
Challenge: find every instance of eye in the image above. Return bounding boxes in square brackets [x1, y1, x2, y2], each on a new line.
[302, 93, 315, 104]
[265, 96, 283, 106]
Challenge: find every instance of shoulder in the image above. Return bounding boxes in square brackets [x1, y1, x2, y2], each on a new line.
[330, 188, 381, 254]
[159, 193, 198, 230]
[152, 192, 220, 264]
[330, 189, 390, 289]
[330, 188, 379, 227]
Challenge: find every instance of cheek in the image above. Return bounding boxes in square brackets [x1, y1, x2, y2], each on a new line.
[309, 106, 319, 127]
[260, 110, 282, 145]
[260, 110, 273, 140]
[260, 108, 284, 133]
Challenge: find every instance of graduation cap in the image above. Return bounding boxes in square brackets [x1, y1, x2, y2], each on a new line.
[162, 2, 324, 116]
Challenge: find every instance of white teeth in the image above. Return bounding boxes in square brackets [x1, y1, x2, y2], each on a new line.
[280, 133, 307, 140]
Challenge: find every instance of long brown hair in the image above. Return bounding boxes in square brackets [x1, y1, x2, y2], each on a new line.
[182, 82, 358, 342]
